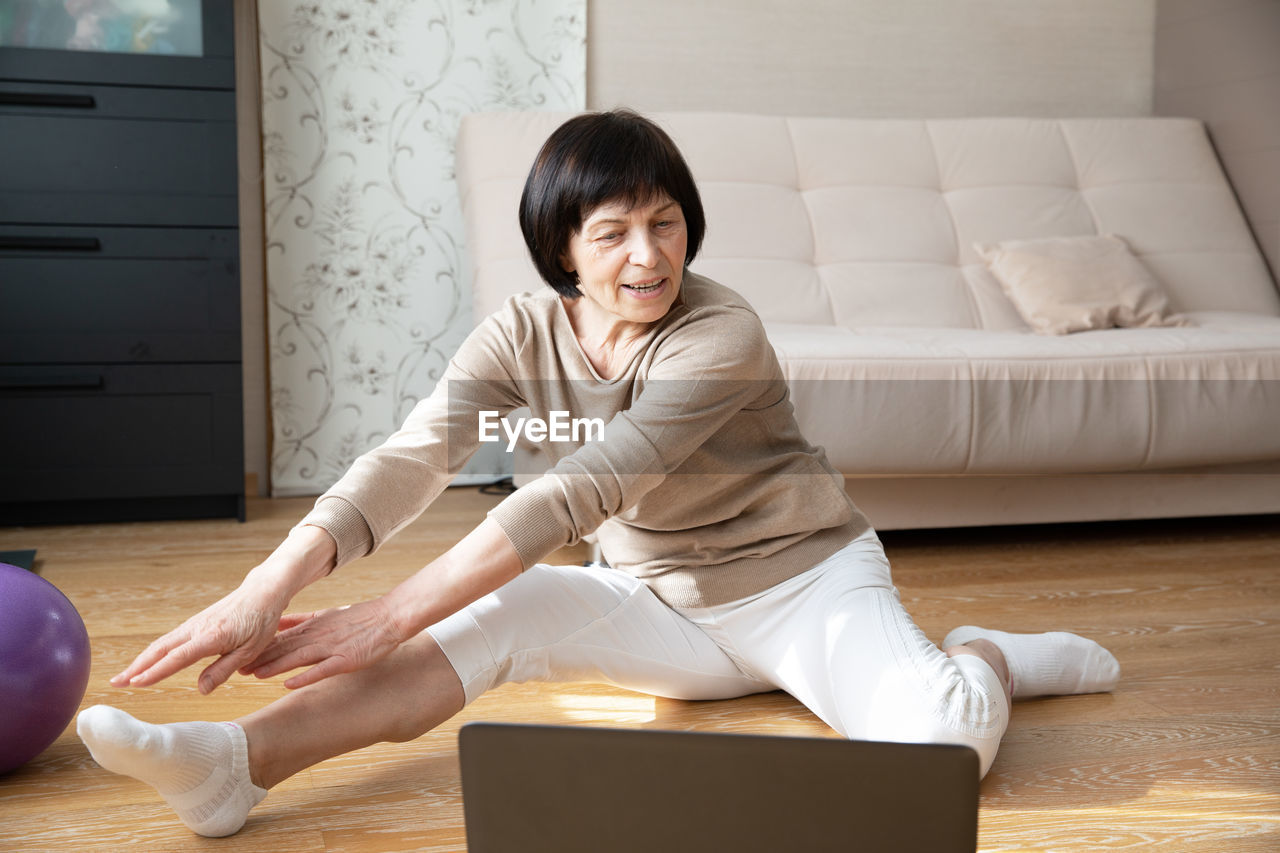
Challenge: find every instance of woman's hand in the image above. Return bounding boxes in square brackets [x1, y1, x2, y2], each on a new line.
[111, 583, 291, 694]
[238, 516, 523, 690]
[240, 598, 406, 690]
[111, 525, 337, 694]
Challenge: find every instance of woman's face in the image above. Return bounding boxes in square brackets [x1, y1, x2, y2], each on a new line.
[561, 195, 688, 326]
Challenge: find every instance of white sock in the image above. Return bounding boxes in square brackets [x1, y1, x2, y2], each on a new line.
[76, 705, 267, 837]
[943, 626, 1120, 699]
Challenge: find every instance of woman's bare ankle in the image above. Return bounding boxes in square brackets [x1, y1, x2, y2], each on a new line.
[946, 638, 1012, 704]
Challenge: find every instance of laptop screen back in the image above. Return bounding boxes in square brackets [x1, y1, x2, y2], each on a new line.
[460, 723, 978, 853]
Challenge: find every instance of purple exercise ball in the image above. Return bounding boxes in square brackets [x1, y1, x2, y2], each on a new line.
[0, 562, 92, 774]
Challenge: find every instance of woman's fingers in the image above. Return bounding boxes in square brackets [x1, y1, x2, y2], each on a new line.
[246, 622, 339, 678]
[200, 643, 272, 695]
[236, 613, 312, 675]
[126, 638, 218, 687]
[111, 629, 184, 684]
[248, 637, 311, 676]
[111, 630, 193, 686]
[246, 601, 399, 688]
[249, 643, 322, 680]
[283, 656, 352, 691]
[117, 599, 398, 692]
[240, 611, 325, 675]
[276, 612, 314, 631]
[111, 594, 286, 691]
[118, 623, 234, 687]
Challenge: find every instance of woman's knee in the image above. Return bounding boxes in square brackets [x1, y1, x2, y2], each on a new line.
[838, 712, 1004, 779]
[366, 632, 466, 743]
[832, 656, 1008, 778]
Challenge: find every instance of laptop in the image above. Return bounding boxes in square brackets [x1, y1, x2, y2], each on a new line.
[459, 723, 979, 852]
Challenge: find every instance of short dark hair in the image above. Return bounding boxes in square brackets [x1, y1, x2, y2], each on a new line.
[518, 110, 706, 298]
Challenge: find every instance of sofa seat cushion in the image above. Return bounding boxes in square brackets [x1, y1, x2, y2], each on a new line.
[767, 312, 1280, 475]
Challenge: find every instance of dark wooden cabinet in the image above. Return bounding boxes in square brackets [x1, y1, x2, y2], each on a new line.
[0, 2, 243, 524]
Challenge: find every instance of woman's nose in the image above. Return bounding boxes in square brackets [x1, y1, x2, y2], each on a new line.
[628, 233, 659, 267]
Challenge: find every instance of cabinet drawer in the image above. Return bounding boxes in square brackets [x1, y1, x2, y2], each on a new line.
[0, 80, 236, 226]
[0, 363, 243, 512]
[0, 226, 239, 363]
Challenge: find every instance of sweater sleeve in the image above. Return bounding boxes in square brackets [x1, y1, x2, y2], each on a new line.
[487, 304, 782, 569]
[298, 311, 526, 569]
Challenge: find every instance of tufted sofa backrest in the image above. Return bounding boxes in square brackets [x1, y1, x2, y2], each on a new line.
[457, 112, 1280, 330]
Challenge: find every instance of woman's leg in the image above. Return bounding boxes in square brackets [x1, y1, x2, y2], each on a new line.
[80, 562, 767, 837]
[77, 629, 465, 837]
[240, 628, 465, 789]
[425, 562, 771, 706]
[682, 531, 1119, 778]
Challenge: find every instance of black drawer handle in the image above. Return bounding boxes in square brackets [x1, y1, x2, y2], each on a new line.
[0, 91, 96, 109]
[0, 236, 101, 252]
[0, 374, 104, 391]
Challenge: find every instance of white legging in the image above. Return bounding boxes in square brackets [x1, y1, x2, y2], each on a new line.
[427, 528, 1010, 776]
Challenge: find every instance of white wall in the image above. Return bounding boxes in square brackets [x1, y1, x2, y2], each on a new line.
[1155, 0, 1280, 282]
[588, 0, 1155, 117]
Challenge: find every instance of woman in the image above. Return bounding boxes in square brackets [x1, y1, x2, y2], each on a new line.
[78, 110, 1120, 838]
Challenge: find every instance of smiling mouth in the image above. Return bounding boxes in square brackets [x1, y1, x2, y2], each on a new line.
[622, 279, 665, 294]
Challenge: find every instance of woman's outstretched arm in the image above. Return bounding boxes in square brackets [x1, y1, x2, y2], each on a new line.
[239, 516, 522, 690]
[111, 524, 337, 694]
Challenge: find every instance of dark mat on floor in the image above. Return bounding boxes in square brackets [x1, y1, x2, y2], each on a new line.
[0, 549, 37, 571]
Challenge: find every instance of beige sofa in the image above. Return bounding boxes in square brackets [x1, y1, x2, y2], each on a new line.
[456, 112, 1280, 529]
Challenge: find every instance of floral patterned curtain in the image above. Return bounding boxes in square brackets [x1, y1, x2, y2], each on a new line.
[259, 0, 585, 495]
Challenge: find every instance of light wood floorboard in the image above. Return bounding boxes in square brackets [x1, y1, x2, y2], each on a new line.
[1, 489, 1277, 851]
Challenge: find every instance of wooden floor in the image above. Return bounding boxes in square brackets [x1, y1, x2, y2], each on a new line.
[1, 488, 1278, 852]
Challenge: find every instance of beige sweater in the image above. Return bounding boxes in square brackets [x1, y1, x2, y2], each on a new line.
[302, 272, 869, 608]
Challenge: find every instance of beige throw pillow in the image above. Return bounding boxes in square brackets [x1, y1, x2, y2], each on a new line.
[975, 234, 1191, 335]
